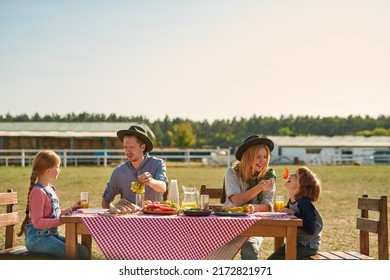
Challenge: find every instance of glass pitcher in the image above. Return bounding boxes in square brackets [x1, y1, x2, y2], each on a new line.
[181, 186, 199, 208]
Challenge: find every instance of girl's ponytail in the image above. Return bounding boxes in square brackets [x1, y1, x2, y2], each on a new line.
[17, 173, 36, 237]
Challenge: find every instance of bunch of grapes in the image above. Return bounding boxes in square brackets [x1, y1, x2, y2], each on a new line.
[131, 181, 145, 194]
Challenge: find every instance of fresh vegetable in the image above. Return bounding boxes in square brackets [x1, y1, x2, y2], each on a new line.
[162, 200, 180, 210]
[144, 202, 177, 212]
[283, 167, 289, 179]
[184, 208, 205, 212]
[158, 206, 177, 211]
[228, 207, 244, 212]
[214, 204, 253, 213]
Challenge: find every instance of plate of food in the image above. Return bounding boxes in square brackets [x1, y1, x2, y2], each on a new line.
[213, 211, 249, 217]
[142, 202, 179, 215]
[182, 208, 212, 217]
[142, 209, 177, 215]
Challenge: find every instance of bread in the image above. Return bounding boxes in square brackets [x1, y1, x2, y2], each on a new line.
[109, 198, 139, 214]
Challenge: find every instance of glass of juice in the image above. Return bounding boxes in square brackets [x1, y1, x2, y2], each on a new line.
[80, 192, 89, 208]
[274, 195, 285, 212]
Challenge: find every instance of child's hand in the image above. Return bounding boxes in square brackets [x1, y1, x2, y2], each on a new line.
[62, 208, 73, 216]
[61, 201, 82, 216]
[71, 200, 82, 211]
[281, 207, 294, 215]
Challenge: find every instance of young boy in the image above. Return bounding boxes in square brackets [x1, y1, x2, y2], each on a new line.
[267, 166, 323, 260]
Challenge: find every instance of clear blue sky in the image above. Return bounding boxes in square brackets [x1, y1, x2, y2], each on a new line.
[1, 0, 389, 121]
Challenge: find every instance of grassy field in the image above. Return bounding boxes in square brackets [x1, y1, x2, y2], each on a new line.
[1, 164, 389, 260]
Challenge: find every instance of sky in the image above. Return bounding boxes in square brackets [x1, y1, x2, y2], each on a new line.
[1, 0, 389, 122]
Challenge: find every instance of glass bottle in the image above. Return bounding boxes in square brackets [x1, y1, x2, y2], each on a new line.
[167, 179, 179, 205]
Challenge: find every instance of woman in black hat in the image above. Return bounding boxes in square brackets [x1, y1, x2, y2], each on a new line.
[101, 126, 168, 208]
[223, 134, 276, 260]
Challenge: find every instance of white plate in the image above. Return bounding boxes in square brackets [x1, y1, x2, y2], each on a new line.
[252, 212, 288, 216]
[78, 208, 108, 214]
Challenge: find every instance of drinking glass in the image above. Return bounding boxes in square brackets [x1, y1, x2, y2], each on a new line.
[135, 193, 144, 208]
[80, 192, 89, 208]
[200, 194, 209, 210]
[274, 195, 285, 212]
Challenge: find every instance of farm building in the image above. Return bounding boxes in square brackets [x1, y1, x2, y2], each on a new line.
[0, 122, 233, 167]
[0, 123, 389, 165]
[0, 122, 154, 150]
[270, 135, 390, 165]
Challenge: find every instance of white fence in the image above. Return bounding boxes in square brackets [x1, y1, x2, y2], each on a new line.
[1, 149, 388, 167]
[0, 149, 233, 167]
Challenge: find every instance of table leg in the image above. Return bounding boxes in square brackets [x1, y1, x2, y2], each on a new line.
[81, 234, 92, 259]
[274, 237, 284, 251]
[65, 222, 77, 260]
[285, 226, 298, 260]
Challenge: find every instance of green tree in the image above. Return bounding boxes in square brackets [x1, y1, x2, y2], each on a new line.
[278, 127, 295, 136]
[171, 122, 196, 148]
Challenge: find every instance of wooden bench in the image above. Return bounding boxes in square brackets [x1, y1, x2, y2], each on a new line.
[308, 194, 388, 260]
[0, 189, 58, 260]
[199, 184, 224, 208]
[200, 184, 223, 199]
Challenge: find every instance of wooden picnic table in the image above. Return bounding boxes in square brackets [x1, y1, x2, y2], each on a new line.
[60, 212, 302, 260]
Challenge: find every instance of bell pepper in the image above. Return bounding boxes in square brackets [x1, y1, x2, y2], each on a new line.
[283, 167, 289, 179]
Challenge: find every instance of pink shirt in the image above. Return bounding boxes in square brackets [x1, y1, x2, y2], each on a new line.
[28, 186, 64, 229]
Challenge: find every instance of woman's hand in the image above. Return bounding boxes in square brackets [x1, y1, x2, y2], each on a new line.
[257, 178, 274, 192]
[247, 204, 255, 214]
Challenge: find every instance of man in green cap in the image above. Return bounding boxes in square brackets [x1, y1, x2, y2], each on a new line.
[101, 125, 168, 208]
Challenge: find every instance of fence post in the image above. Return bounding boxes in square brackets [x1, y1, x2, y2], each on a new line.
[63, 149, 67, 167]
[104, 149, 107, 167]
[185, 150, 190, 167]
[227, 148, 231, 168]
[21, 149, 25, 167]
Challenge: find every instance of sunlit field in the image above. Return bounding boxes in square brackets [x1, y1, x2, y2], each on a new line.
[1, 164, 389, 260]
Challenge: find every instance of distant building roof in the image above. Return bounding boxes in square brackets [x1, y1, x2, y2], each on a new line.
[270, 136, 390, 148]
[0, 122, 155, 139]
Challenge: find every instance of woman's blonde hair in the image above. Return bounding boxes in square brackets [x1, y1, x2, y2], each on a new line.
[294, 166, 321, 202]
[17, 150, 61, 236]
[233, 144, 271, 183]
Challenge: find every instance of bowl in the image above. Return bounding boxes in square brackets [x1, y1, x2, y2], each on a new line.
[182, 209, 212, 217]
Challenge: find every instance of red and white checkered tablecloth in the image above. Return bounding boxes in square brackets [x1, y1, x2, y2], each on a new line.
[79, 212, 295, 260]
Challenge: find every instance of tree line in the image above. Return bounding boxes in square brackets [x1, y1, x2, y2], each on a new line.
[1, 113, 390, 148]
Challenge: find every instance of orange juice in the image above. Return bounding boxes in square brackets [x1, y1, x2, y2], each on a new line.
[181, 202, 197, 208]
[274, 201, 285, 212]
[81, 200, 89, 208]
[80, 192, 89, 208]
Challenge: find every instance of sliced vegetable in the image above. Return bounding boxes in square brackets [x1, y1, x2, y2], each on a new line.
[228, 207, 244, 212]
[158, 206, 177, 211]
[283, 167, 289, 179]
[183, 208, 203, 212]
